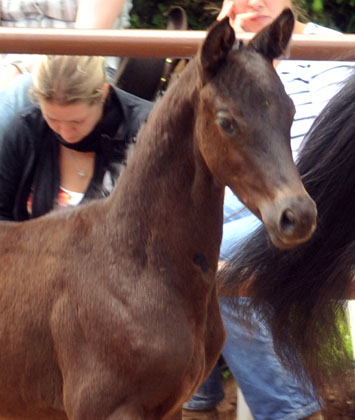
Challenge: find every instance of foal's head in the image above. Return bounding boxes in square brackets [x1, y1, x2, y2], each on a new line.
[195, 9, 317, 249]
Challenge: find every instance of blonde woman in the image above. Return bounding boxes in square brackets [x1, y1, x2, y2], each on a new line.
[0, 0, 131, 138]
[0, 55, 151, 220]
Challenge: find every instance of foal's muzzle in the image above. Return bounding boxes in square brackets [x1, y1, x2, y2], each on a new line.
[259, 194, 317, 249]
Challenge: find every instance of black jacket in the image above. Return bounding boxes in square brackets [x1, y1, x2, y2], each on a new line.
[0, 86, 153, 221]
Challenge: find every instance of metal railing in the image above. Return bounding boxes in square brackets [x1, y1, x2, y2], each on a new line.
[0, 28, 354, 60]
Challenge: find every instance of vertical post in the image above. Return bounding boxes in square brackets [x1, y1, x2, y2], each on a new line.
[237, 387, 254, 420]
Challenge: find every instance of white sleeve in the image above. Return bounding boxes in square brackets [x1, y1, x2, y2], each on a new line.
[277, 60, 355, 161]
[308, 61, 355, 117]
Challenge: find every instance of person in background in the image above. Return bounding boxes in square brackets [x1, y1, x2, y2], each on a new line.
[183, 1, 354, 419]
[75, 0, 133, 80]
[0, 0, 131, 87]
[0, 55, 152, 221]
[0, 0, 132, 136]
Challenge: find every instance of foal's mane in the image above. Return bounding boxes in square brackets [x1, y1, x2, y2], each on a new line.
[220, 72, 355, 396]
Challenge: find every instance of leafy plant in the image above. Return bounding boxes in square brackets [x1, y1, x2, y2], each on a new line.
[130, 0, 222, 30]
[300, 0, 355, 32]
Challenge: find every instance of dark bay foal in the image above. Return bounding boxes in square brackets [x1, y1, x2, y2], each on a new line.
[0, 9, 316, 420]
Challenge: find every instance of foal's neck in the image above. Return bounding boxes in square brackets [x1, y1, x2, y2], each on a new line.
[121, 62, 223, 204]
[108, 62, 225, 264]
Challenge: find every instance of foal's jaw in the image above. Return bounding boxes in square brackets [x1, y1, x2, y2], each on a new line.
[226, 179, 317, 249]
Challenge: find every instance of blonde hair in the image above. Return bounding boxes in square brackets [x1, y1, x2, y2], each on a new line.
[32, 55, 107, 105]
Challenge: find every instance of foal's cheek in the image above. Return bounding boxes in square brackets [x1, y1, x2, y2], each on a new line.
[195, 96, 233, 182]
[199, 136, 232, 185]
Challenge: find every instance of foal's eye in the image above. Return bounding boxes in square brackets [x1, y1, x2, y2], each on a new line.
[216, 112, 238, 136]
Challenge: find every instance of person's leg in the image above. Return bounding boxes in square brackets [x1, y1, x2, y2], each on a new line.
[183, 363, 225, 410]
[220, 297, 322, 420]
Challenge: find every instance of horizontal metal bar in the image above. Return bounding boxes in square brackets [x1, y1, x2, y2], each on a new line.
[0, 28, 354, 60]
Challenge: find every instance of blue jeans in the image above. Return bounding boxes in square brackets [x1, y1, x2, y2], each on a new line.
[221, 297, 320, 420]
[184, 298, 321, 419]
[182, 361, 225, 411]
[184, 191, 321, 419]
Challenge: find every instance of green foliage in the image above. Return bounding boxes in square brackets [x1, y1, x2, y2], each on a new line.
[299, 0, 355, 33]
[341, 313, 354, 359]
[130, 0, 222, 30]
[130, 0, 355, 33]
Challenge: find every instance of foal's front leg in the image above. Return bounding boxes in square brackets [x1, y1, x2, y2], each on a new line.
[105, 406, 182, 420]
[105, 405, 145, 420]
[164, 407, 182, 420]
[107, 406, 182, 420]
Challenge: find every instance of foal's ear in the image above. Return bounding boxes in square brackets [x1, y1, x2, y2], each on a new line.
[200, 17, 235, 80]
[248, 8, 294, 61]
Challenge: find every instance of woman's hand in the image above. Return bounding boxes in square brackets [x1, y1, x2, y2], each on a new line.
[217, 0, 236, 22]
[217, 0, 259, 33]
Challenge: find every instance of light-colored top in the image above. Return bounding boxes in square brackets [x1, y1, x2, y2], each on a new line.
[0, 0, 77, 27]
[57, 186, 84, 207]
[277, 22, 354, 159]
[0, 0, 132, 28]
[27, 186, 84, 214]
[0, 0, 133, 70]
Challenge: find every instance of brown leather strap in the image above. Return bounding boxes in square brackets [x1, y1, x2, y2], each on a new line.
[115, 6, 189, 101]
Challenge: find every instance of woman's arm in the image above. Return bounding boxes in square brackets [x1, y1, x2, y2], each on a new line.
[0, 121, 31, 221]
[75, 0, 127, 29]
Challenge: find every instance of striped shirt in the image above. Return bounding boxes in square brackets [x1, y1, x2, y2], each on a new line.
[0, 0, 133, 69]
[0, 0, 132, 28]
[277, 22, 354, 159]
[0, 0, 78, 28]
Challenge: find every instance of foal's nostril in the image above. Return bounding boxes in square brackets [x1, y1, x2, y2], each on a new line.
[280, 209, 296, 234]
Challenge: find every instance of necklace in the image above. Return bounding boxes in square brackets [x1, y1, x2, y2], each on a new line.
[76, 168, 87, 178]
[66, 149, 90, 178]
